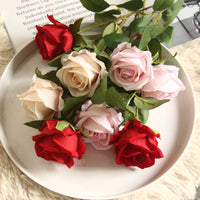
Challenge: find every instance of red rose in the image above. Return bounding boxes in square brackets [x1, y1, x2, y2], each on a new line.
[110, 120, 163, 169]
[32, 119, 86, 168]
[35, 15, 73, 60]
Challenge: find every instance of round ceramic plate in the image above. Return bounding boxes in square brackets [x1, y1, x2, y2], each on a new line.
[0, 41, 196, 199]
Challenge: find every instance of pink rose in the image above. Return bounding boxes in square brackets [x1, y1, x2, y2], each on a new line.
[76, 100, 124, 150]
[109, 42, 154, 91]
[141, 65, 185, 100]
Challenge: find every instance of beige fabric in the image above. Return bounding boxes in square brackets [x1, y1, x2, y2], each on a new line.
[0, 18, 200, 200]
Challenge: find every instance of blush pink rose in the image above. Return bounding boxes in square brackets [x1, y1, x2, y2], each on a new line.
[76, 100, 124, 150]
[141, 65, 185, 100]
[18, 76, 64, 120]
[109, 42, 154, 91]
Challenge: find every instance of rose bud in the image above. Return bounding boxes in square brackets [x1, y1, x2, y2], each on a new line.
[35, 15, 73, 60]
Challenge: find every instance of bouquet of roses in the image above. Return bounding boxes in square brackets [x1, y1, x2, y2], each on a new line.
[18, 0, 185, 169]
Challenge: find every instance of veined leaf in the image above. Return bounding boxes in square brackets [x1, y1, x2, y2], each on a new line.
[157, 26, 174, 47]
[63, 96, 88, 113]
[127, 17, 151, 33]
[139, 23, 164, 50]
[153, 0, 174, 11]
[103, 23, 118, 37]
[35, 68, 61, 86]
[104, 33, 130, 49]
[105, 87, 127, 110]
[134, 96, 169, 110]
[148, 38, 162, 61]
[162, 0, 183, 23]
[80, 0, 109, 12]
[24, 120, 45, 129]
[95, 9, 120, 24]
[91, 73, 108, 104]
[138, 108, 149, 124]
[48, 50, 72, 67]
[118, 0, 143, 11]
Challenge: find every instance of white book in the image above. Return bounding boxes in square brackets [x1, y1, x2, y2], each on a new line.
[0, 0, 129, 53]
[1, 0, 196, 53]
[0, 0, 94, 52]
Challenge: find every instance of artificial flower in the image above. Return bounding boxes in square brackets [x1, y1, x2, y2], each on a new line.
[32, 119, 86, 168]
[110, 120, 164, 169]
[76, 100, 123, 150]
[141, 64, 185, 100]
[35, 15, 73, 60]
[18, 76, 64, 120]
[109, 42, 154, 91]
[56, 49, 107, 97]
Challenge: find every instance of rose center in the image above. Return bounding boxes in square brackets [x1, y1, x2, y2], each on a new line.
[121, 69, 134, 78]
[73, 75, 82, 85]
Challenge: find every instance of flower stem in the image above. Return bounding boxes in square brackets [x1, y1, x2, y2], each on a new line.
[127, 91, 137, 106]
[78, 5, 153, 34]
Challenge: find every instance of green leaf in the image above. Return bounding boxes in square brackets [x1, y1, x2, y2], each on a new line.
[48, 54, 62, 67]
[104, 33, 130, 49]
[118, 0, 143, 11]
[139, 23, 164, 49]
[63, 96, 88, 113]
[97, 51, 112, 70]
[80, 0, 109, 12]
[123, 106, 149, 124]
[96, 38, 105, 51]
[91, 73, 108, 104]
[69, 18, 83, 35]
[127, 17, 151, 33]
[95, 9, 120, 24]
[138, 108, 149, 124]
[24, 120, 45, 129]
[134, 96, 170, 110]
[148, 38, 162, 62]
[105, 87, 127, 110]
[157, 26, 174, 47]
[103, 23, 118, 37]
[35, 68, 61, 86]
[56, 120, 75, 131]
[153, 0, 174, 11]
[162, 0, 183, 23]
[48, 51, 71, 67]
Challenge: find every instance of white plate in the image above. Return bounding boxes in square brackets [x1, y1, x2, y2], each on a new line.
[0, 41, 196, 199]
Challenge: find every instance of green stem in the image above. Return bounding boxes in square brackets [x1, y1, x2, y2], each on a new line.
[78, 20, 112, 34]
[127, 91, 137, 106]
[153, 11, 163, 24]
[130, 35, 137, 43]
[143, 0, 147, 7]
[135, 107, 139, 120]
[78, 5, 153, 34]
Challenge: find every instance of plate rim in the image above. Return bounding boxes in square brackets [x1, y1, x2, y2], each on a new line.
[0, 40, 197, 199]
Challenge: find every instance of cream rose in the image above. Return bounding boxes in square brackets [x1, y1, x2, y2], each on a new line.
[56, 49, 107, 97]
[18, 76, 64, 120]
[109, 42, 154, 91]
